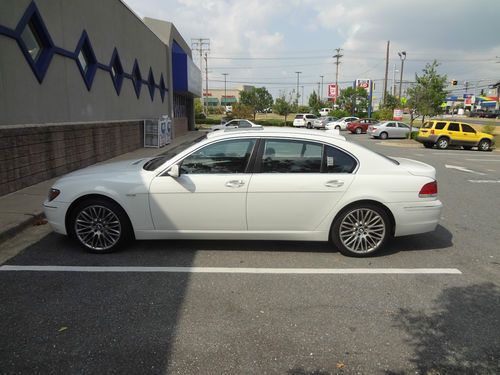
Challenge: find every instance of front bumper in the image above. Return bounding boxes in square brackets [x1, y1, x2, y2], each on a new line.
[388, 200, 443, 237]
[43, 200, 70, 235]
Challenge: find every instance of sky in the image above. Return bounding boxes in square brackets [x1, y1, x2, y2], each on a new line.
[124, 0, 500, 103]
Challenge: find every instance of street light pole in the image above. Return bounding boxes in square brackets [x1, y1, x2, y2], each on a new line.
[222, 73, 228, 107]
[320, 75, 324, 100]
[392, 64, 399, 96]
[398, 51, 406, 99]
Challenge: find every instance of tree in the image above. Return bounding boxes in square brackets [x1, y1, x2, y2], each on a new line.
[336, 87, 369, 116]
[273, 91, 295, 125]
[308, 90, 322, 114]
[239, 87, 274, 120]
[407, 60, 448, 125]
[231, 103, 253, 119]
[382, 93, 399, 110]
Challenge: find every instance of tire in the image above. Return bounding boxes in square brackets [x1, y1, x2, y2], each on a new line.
[335, 125, 341, 131]
[355, 127, 362, 134]
[331, 203, 391, 257]
[68, 198, 132, 253]
[478, 139, 491, 152]
[423, 143, 433, 149]
[436, 137, 449, 150]
[379, 132, 388, 140]
[306, 122, 312, 129]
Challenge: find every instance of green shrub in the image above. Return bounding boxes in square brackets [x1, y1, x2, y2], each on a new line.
[195, 112, 206, 120]
[254, 119, 292, 127]
[330, 109, 350, 118]
[195, 117, 221, 125]
[409, 130, 419, 140]
[372, 108, 393, 121]
[482, 125, 496, 135]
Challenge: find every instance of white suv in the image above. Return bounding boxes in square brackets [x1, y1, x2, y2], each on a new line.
[293, 114, 317, 128]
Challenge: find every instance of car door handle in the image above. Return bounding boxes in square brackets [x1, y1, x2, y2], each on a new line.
[325, 180, 344, 188]
[225, 180, 245, 188]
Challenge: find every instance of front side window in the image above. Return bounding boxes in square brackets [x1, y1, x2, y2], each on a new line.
[398, 123, 409, 128]
[386, 122, 396, 127]
[435, 122, 446, 130]
[260, 139, 322, 173]
[238, 120, 252, 128]
[180, 139, 256, 174]
[461, 124, 476, 133]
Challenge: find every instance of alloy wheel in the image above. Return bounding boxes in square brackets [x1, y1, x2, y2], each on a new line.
[74, 205, 122, 251]
[339, 208, 386, 254]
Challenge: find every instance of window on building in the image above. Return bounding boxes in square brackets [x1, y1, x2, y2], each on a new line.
[21, 21, 43, 62]
[174, 94, 187, 118]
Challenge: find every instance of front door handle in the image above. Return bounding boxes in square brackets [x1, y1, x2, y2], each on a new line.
[226, 180, 245, 188]
[325, 179, 344, 188]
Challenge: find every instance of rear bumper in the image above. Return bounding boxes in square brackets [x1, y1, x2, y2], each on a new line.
[416, 135, 438, 143]
[388, 200, 443, 237]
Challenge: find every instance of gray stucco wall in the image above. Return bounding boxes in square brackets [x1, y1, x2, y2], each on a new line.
[0, 0, 170, 126]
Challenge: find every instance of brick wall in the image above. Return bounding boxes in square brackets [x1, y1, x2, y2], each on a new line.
[0, 121, 143, 196]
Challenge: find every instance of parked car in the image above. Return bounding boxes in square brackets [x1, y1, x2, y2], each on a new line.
[293, 114, 317, 128]
[211, 119, 261, 131]
[481, 109, 500, 119]
[313, 116, 337, 129]
[325, 117, 359, 131]
[44, 127, 442, 257]
[347, 118, 379, 134]
[416, 120, 494, 151]
[319, 108, 332, 116]
[368, 121, 411, 139]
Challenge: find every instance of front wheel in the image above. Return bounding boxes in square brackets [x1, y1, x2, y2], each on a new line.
[355, 127, 362, 134]
[379, 132, 388, 140]
[69, 198, 132, 253]
[335, 125, 341, 131]
[478, 139, 491, 151]
[331, 204, 391, 257]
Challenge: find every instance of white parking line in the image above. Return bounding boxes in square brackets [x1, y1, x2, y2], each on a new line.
[465, 159, 500, 162]
[445, 164, 486, 175]
[468, 180, 500, 184]
[0, 265, 462, 274]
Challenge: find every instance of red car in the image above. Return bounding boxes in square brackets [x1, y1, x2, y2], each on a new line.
[347, 118, 379, 134]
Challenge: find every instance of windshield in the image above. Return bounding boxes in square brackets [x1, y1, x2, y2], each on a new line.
[143, 135, 207, 171]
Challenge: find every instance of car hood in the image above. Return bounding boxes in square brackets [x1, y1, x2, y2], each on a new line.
[61, 159, 151, 179]
[392, 157, 436, 179]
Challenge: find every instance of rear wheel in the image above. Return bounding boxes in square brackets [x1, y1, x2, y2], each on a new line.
[335, 125, 341, 131]
[478, 139, 491, 151]
[423, 142, 433, 148]
[69, 198, 132, 253]
[331, 204, 391, 257]
[306, 122, 312, 129]
[437, 137, 449, 149]
[355, 127, 362, 134]
[379, 132, 388, 140]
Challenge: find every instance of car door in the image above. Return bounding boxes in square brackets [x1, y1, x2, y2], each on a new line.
[246, 138, 356, 231]
[397, 122, 410, 138]
[460, 123, 477, 146]
[149, 138, 257, 231]
[385, 122, 397, 137]
[445, 122, 461, 145]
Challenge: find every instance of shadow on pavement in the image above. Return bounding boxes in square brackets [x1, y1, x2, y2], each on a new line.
[382, 224, 453, 256]
[387, 282, 500, 374]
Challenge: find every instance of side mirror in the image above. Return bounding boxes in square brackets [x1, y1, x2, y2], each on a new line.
[167, 164, 180, 178]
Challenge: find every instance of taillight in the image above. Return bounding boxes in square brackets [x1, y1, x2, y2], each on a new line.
[430, 129, 435, 135]
[419, 181, 437, 198]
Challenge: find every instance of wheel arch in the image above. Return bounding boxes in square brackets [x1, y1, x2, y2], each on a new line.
[329, 199, 396, 241]
[65, 193, 135, 238]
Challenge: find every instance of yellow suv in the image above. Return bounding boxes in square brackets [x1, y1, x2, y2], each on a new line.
[417, 120, 494, 151]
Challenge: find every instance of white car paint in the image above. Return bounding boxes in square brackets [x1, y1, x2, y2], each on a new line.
[44, 127, 442, 255]
[325, 117, 359, 131]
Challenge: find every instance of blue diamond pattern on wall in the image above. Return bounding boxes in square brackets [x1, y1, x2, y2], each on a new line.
[109, 48, 124, 95]
[0, 1, 168, 101]
[15, 2, 55, 83]
[75, 31, 98, 91]
[148, 68, 155, 100]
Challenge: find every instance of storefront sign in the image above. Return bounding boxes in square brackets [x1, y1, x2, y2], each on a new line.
[393, 108, 403, 120]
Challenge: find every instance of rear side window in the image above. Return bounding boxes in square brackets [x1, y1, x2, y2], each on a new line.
[435, 122, 446, 130]
[305, 115, 316, 119]
[448, 123, 460, 131]
[423, 122, 433, 128]
[260, 139, 322, 173]
[324, 146, 357, 173]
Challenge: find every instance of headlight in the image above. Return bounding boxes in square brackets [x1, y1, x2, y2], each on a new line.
[48, 188, 60, 202]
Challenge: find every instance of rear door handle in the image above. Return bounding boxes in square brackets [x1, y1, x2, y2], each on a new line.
[325, 180, 344, 188]
[225, 180, 245, 188]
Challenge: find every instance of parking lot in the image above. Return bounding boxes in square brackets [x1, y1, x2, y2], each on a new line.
[1, 134, 499, 374]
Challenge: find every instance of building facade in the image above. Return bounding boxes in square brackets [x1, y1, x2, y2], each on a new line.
[0, 0, 201, 196]
[202, 85, 254, 107]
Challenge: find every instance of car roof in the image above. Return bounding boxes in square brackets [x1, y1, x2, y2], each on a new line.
[206, 126, 346, 141]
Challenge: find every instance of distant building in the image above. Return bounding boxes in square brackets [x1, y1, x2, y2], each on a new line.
[0, 0, 201, 196]
[203, 85, 254, 107]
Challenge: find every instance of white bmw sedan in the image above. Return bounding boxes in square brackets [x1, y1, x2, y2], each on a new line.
[44, 128, 442, 257]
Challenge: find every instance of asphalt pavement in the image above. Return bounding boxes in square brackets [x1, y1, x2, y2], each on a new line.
[1, 133, 499, 374]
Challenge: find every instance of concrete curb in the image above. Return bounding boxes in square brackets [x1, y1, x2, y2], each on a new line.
[0, 212, 46, 244]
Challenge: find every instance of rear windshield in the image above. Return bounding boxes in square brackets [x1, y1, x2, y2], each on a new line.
[423, 122, 432, 128]
[294, 115, 303, 119]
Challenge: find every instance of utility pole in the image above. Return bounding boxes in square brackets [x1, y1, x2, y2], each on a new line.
[391, 64, 398, 96]
[383, 40, 390, 104]
[191, 38, 210, 113]
[333, 48, 343, 103]
[301, 86, 304, 106]
[222, 73, 228, 108]
[204, 52, 209, 113]
[295, 71, 301, 104]
[398, 51, 406, 99]
[317, 82, 321, 98]
[320, 75, 324, 100]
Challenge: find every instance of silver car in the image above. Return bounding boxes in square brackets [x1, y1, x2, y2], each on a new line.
[369, 121, 411, 139]
[313, 116, 337, 129]
[211, 119, 261, 132]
